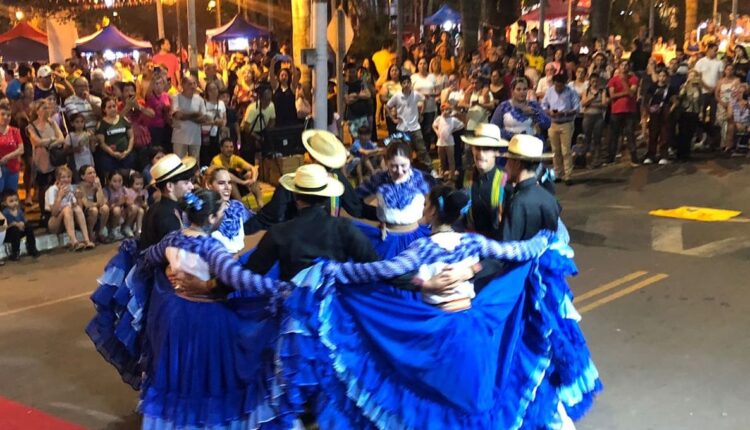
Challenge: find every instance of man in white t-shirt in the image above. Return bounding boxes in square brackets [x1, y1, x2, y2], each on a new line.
[64, 77, 102, 131]
[386, 74, 432, 170]
[171, 76, 208, 159]
[693, 43, 724, 146]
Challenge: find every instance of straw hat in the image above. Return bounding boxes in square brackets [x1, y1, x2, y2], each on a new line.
[502, 134, 553, 161]
[279, 164, 344, 197]
[150, 154, 197, 185]
[461, 123, 509, 148]
[301, 129, 347, 169]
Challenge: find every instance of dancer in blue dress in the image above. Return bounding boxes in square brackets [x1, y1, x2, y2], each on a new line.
[354, 137, 433, 258]
[280, 185, 601, 430]
[138, 189, 294, 429]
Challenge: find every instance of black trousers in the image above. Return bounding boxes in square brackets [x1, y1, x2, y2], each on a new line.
[677, 112, 699, 160]
[5, 224, 37, 255]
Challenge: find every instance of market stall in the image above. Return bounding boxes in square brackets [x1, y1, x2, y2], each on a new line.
[0, 22, 49, 62]
[206, 14, 269, 51]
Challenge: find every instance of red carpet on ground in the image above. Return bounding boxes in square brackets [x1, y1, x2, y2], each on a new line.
[0, 396, 85, 430]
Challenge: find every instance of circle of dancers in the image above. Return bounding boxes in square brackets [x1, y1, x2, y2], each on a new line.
[87, 124, 601, 430]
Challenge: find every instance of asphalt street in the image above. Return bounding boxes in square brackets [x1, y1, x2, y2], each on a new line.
[1, 156, 749, 430]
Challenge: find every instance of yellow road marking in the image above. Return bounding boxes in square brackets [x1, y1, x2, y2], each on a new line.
[578, 273, 669, 314]
[575, 271, 649, 303]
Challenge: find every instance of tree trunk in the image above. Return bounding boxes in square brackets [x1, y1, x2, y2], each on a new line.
[461, 0, 481, 55]
[589, 0, 611, 40]
[292, 0, 311, 84]
[684, 0, 697, 38]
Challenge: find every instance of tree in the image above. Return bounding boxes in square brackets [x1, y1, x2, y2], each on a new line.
[684, 0, 697, 36]
[589, 0, 612, 40]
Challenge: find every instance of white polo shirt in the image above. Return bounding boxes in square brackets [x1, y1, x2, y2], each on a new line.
[386, 90, 425, 133]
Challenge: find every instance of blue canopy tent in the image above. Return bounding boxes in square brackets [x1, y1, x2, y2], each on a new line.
[75, 25, 151, 53]
[424, 4, 461, 26]
[206, 15, 270, 41]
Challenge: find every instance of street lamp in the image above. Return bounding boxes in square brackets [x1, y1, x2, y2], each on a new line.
[15, 10, 24, 21]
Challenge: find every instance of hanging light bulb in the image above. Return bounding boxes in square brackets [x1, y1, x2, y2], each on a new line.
[15, 10, 24, 21]
[105, 0, 115, 8]
[208, 0, 216, 10]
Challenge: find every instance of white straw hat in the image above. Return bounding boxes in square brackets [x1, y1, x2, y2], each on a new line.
[460, 123, 509, 148]
[279, 164, 344, 197]
[149, 154, 197, 185]
[302, 129, 348, 169]
[502, 134, 553, 161]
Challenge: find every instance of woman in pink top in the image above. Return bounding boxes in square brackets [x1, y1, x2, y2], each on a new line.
[145, 76, 172, 152]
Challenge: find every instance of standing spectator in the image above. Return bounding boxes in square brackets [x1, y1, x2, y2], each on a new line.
[241, 85, 275, 165]
[643, 68, 676, 165]
[440, 73, 464, 108]
[170, 76, 207, 159]
[535, 63, 557, 101]
[63, 77, 101, 131]
[76, 165, 110, 243]
[199, 58, 226, 92]
[588, 52, 612, 81]
[27, 99, 65, 211]
[542, 74, 580, 184]
[489, 68, 506, 105]
[412, 57, 439, 152]
[525, 41, 545, 73]
[433, 104, 465, 180]
[732, 46, 750, 82]
[295, 84, 312, 121]
[386, 74, 433, 172]
[201, 81, 227, 167]
[379, 65, 402, 136]
[33, 65, 71, 103]
[607, 61, 640, 166]
[715, 64, 740, 152]
[119, 81, 155, 169]
[95, 96, 135, 177]
[581, 73, 609, 167]
[2, 192, 38, 260]
[675, 70, 703, 161]
[628, 39, 650, 76]
[569, 65, 589, 148]
[10, 81, 34, 206]
[344, 63, 373, 140]
[270, 59, 298, 127]
[693, 43, 723, 148]
[0, 104, 24, 193]
[152, 38, 181, 90]
[45, 166, 95, 250]
[145, 75, 172, 152]
[64, 113, 96, 175]
[683, 30, 700, 59]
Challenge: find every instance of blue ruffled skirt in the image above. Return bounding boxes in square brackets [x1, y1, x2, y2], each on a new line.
[351, 220, 431, 259]
[279, 241, 601, 430]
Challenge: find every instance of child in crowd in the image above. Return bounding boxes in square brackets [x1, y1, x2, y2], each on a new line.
[142, 145, 165, 203]
[104, 170, 132, 240]
[65, 113, 96, 178]
[76, 165, 111, 243]
[433, 103, 465, 180]
[347, 126, 382, 183]
[2, 192, 39, 260]
[45, 166, 95, 251]
[125, 171, 148, 238]
[730, 90, 750, 156]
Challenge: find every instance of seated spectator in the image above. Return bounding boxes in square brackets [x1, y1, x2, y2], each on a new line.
[210, 138, 264, 208]
[346, 126, 382, 183]
[729, 89, 750, 157]
[241, 85, 275, 164]
[125, 171, 148, 238]
[65, 113, 96, 176]
[45, 166, 95, 251]
[0, 205, 5, 265]
[76, 165, 110, 243]
[104, 170, 134, 240]
[2, 192, 38, 260]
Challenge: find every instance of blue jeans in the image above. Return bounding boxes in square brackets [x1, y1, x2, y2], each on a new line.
[0, 166, 19, 193]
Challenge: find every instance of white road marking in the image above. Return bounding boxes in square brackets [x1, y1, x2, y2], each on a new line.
[0, 292, 91, 318]
[651, 220, 750, 257]
[48, 402, 123, 422]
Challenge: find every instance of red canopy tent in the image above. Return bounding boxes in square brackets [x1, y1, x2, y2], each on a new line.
[0, 22, 49, 62]
[520, 0, 590, 21]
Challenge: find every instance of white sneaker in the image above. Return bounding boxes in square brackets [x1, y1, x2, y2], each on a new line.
[643, 158, 654, 165]
[658, 158, 670, 165]
[112, 227, 125, 241]
[99, 227, 109, 239]
[122, 226, 134, 238]
[431, 169, 439, 179]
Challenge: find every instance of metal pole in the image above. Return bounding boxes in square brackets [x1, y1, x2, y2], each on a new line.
[713, 0, 718, 23]
[731, 0, 738, 33]
[539, 0, 546, 49]
[216, 0, 222, 27]
[567, 0, 573, 48]
[187, 0, 198, 70]
[156, 0, 165, 39]
[336, 3, 345, 140]
[396, 0, 404, 64]
[648, 0, 655, 39]
[176, 0, 183, 53]
[313, 0, 329, 130]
